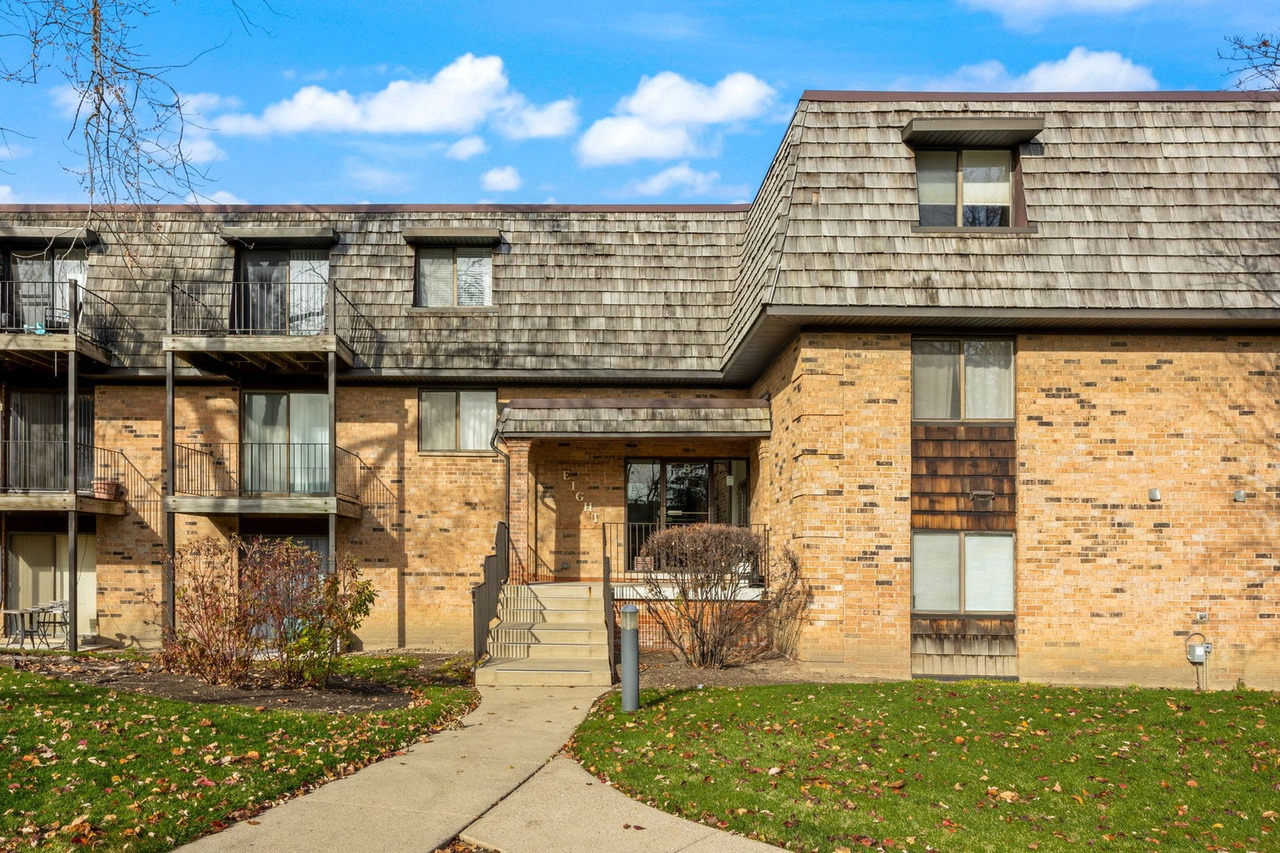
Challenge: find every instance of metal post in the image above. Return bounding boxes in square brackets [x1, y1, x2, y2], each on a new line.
[66, 340, 79, 653]
[163, 349, 176, 635]
[621, 603, 639, 712]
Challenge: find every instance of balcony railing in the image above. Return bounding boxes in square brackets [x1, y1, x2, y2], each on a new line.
[602, 521, 770, 580]
[171, 280, 375, 348]
[173, 442, 364, 501]
[0, 281, 121, 348]
[0, 440, 128, 495]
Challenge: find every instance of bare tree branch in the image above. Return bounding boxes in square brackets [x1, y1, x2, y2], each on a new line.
[1222, 33, 1280, 91]
[0, 0, 208, 204]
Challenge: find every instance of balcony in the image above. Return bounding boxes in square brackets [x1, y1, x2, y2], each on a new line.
[0, 440, 132, 515]
[167, 442, 366, 517]
[164, 280, 374, 371]
[0, 281, 119, 368]
[601, 522, 770, 579]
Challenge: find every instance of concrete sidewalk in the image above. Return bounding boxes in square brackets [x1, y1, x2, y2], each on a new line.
[463, 755, 780, 853]
[181, 685, 599, 853]
[181, 684, 778, 853]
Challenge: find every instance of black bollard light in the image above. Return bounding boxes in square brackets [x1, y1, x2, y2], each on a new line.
[621, 603, 639, 712]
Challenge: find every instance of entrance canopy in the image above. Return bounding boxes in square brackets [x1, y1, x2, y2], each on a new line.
[497, 398, 771, 440]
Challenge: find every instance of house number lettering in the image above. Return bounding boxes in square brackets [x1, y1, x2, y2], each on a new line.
[562, 470, 600, 525]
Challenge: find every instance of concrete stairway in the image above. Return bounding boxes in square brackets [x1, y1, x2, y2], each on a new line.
[474, 582, 613, 687]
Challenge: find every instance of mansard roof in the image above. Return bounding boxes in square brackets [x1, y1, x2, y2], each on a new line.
[2, 91, 1276, 383]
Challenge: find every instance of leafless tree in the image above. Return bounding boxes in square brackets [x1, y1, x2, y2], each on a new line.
[1222, 33, 1280, 91]
[0, 0, 225, 205]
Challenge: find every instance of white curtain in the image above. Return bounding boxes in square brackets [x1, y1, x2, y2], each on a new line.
[244, 392, 288, 493]
[912, 531, 960, 611]
[288, 250, 328, 335]
[419, 391, 456, 450]
[912, 340, 960, 419]
[288, 393, 329, 493]
[964, 534, 1015, 612]
[458, 390, 495, 450]
[964, 340, 1014, 419]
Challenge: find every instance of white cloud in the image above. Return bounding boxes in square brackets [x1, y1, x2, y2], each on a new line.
[629, 163, 720, 197]
[0, 185, 19, 203]
[213, 54, 576, 142]
[963, 0, 1153, 29]
[481, 166, 521, 192]
[346, 160, 409, 192]
[187, 189, 249, 205]
[578, 71, 775, 166]
[926, 48, 1158, 92]
[445, 136, 488, 160]
[494, 97, 579, 139]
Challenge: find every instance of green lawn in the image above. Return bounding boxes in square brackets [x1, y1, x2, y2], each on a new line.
[572, 681, 1280, 853]
[0, 666, 475, 852]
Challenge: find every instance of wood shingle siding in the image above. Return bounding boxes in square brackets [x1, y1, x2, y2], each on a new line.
[1, 92, 1275, 384]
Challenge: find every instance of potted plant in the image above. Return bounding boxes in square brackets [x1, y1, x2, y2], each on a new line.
[91, 478, 123, 501]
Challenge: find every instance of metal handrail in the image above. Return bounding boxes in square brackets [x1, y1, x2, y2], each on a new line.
[471, 522, 511, 663]
[0, 280, 121, 348]
[0, 440, 128, 494]
[602, 521, 770, 583]
[171, 279, 374, 350]
[171, 441, 361, 500]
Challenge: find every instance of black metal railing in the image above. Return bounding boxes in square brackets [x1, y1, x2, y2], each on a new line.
[171, 280, 373, 346]
[602, 521, 770, 581]
[0, 440, 129, 495]
[172, 441, 364, 501]
[0, 281, 121, 348]
[472, 522, 512, 663]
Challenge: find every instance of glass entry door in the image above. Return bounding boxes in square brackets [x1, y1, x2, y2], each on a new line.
[7, 391, 93, 491]
[624, 458, 749, 569]
[243, 392, 329, 495]
[5, 533, 96, 637]
[234, 250, 328, 335]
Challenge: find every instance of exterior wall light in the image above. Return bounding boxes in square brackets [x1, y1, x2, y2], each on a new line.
[1233, 490, 1247, 503]
[1148, 488, 1161, 502]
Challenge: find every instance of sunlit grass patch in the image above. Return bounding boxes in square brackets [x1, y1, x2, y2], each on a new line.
[572, 681, 1280, 852]
[0, 668, 475, 851]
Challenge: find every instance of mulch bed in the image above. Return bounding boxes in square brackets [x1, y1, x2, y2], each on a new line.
[2, 651, 471, 714]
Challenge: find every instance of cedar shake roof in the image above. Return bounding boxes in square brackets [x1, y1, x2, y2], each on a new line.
[2, 91, 1277, 384]
[499, 398, 772, 438]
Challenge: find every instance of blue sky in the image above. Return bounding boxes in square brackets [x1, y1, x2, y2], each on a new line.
[0, 0, 1275, 205]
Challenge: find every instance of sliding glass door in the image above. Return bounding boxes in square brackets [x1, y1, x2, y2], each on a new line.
[243, 392, 329, 495]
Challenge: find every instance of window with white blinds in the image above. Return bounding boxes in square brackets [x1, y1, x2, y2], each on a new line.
[415, 248, 492, 307]
[912, 531, 1014, 614]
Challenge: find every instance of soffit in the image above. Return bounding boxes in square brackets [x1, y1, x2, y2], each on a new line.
[498, 398, 771, 439]
[401, 227, 503, 246]
[218, 226, 339, 249]
[901, 116, 1045, 148]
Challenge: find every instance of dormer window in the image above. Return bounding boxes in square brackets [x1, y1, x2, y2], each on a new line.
[916, 149, 1011, 227]
[902, 116, 1042, 232]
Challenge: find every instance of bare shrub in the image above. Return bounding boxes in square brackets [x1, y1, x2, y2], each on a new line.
[639, 524, 809, 668]
[157, 537, 254, 685]
[158, 535, 376, 687]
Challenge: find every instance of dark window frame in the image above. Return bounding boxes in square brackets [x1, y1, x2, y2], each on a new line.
[912, 337, 1016, 423]
[418, 388, 498, 453]
[913, 146, 1029, 230]
[413, 246, 494, 308]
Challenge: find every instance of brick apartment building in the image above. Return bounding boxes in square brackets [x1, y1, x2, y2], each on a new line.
[0, 91, 1276, 689]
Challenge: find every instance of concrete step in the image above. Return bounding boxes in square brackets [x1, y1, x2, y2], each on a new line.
[475, 656, 613, 687]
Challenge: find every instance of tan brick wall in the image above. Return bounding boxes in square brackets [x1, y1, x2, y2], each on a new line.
[339, 386, 504, 650]
[1016, 335, 1280, 689]
[753, 332, 914, 679]
[94, 385, 167, 647]
[525, 437, 759, 583]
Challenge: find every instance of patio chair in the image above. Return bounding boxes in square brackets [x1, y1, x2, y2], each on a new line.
[35, 600, 69, 648]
